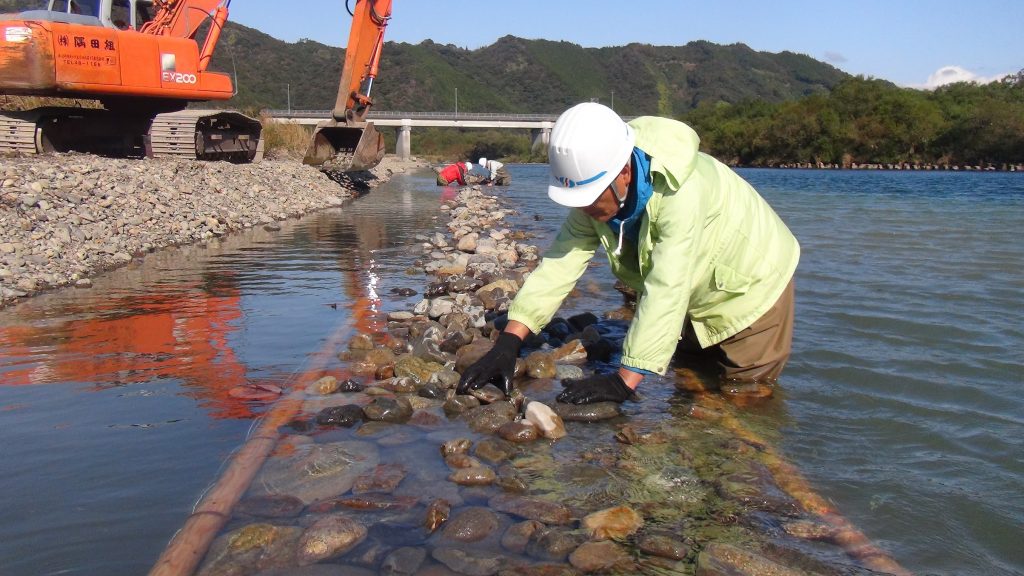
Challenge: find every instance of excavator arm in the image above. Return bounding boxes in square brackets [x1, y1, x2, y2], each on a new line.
[302, 0, 392, 171]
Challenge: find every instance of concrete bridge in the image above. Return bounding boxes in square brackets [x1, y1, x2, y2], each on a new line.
[265, 110, 559, 159]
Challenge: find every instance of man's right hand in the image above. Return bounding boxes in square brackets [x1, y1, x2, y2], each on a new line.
[456, 332, 523, 396]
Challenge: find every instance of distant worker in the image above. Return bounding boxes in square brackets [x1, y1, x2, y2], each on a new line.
[458, 103, 800, 404]
[435, 161, 474, 186]
[478, 157, 511, 186]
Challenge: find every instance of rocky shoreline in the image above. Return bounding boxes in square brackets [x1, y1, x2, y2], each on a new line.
[0, 154, 428, 309]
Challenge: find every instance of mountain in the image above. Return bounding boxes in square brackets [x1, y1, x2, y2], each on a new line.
[0, 1, 849, 116]
[212, 28, 849, 116]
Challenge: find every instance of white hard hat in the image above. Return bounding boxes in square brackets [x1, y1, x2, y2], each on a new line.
[464, 162, 473, 171]
[547, 102, 634, 207]
[478, 157, 487, 167]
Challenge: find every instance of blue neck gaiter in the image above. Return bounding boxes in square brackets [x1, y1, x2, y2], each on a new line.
[607, 148, 653, 248]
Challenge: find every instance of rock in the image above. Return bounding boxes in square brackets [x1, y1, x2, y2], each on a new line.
[352, 463, 406, 494]
[569, 540, 633, 572]
[581, 505, 644, 540]
[235, 495, 305, 519]
[473, 437, 515, 463]
[380, 546, 427, 576]
[488, 494, 574, 525]
[424, 498, 451, 533]
[637, 532, 692, 560]
[463, 401, 517, 433]
[316, 405, 364, 428]
[362, 397, 413, 423]
[695, 543, 806, 576]
[296, 514, 367, 565]
[496, 420, 539, 443]
[448, 466, 496, 486]
[431, 547, 505, 576]
[553, 401, 622, 422]
[524, 401, 567, 439]
[197, 523, 302, 576]
[251, 441, 378, 504]
[525, 527, 580, 561]
[440, 506, 501, 543]
[501, 520, 544, 554]
[312, 375, 340, 395]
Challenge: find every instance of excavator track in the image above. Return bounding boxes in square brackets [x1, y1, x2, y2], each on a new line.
[0, 108, 263, 163]
[147, 110, 264, 162]
[0, 111, 42, 155]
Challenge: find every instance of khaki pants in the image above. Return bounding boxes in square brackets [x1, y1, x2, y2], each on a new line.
[489, 167, 511, 186]
[675, 279, 795, 384]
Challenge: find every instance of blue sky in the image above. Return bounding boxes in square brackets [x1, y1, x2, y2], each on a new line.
[228, 0, 1022, 89]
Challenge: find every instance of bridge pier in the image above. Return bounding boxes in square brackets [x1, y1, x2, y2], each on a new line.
[396, 120, 412, 160]
[531, 122, 553, 151]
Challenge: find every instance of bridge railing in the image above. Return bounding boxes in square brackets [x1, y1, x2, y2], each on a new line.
[263, 109, 561, 122]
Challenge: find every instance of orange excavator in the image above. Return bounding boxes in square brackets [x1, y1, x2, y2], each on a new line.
[0, 0, 390, 170]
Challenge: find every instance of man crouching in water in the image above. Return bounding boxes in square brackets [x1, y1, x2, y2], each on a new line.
[458, 102, 800, 405]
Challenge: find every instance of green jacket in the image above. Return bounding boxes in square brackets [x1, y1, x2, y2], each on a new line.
[507, 116, 800, 375]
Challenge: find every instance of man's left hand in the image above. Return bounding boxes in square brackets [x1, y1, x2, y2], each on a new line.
[556, 373, 635, 404]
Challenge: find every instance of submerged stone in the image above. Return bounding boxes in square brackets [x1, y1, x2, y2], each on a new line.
[424, 498, 451, 533]
[380, 546, 427, 576]
[197, 523, 302, 576]
[581, 505, 644, 540]
[315, 404, 364, 428]
[352, 463, 407, 494]
[440, 506, 501, 543]
[501, 519, 544, 554]
[496, 420, 539, 443]
[463, 401, 517, 433]
[431, 547, 505, 576]
[637, 532, 692, 560]
[569, 540, 633, 573]
[296, 513, 367, 566]
[488, 494, 573, 526]
[312, 375, 339, 395]
[448, 466, 496, 486]
[251, 441, 379, 504]
[362, 397, 413, 424]
[235, 494, 305, 519]
[696, 543, 806, 576]
[553, 401, 621, 422]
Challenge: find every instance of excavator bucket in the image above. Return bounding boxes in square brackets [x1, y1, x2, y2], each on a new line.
[303, 120, 386, 171]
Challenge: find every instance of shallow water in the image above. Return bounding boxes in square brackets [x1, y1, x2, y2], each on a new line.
[0, 165, 1022, 575]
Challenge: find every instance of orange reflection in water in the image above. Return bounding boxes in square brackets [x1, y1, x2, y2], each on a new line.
[0, 284, 271, 420]
[1, 207, 394, 421]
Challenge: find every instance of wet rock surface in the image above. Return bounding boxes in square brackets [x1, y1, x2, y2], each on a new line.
[191, 184, 890, 576]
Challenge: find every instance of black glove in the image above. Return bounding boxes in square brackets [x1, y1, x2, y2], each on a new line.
[557, 372, 635, 404]
[582, 337, 615, 362]
[457, 332, 522, 396]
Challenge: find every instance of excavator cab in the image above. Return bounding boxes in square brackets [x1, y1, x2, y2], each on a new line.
[303, 0, 391, 172]
[39, 0, 153, 29]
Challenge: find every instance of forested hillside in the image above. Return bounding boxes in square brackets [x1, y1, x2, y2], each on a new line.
[683, 74, 1024, 167]
[207, 27, 847, 116]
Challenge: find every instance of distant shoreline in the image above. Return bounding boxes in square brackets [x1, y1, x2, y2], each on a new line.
[729, 162, 1023, 172]
[509, 161, 1023, 172]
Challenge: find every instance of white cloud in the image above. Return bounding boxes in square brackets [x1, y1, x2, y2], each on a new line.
[917, 65, 1010, 89]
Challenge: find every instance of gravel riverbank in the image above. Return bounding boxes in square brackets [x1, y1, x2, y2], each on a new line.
[0, 154, 428, 309]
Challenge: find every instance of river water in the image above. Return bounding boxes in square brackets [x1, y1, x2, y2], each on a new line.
[0, 165, 1021, 575]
